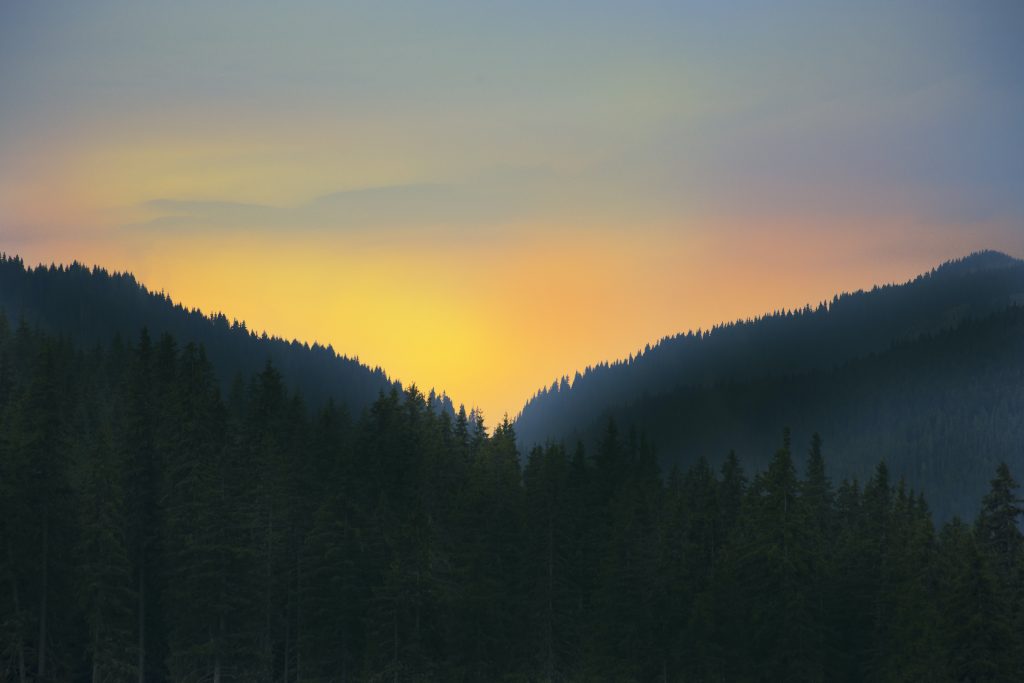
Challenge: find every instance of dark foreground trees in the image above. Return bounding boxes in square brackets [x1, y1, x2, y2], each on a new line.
[0, 319, 1022, 681]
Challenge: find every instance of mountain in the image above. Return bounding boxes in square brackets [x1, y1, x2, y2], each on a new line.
[0, 253, 449, 414]
[2, 249, 1023, 679]
[4, 275, 1021, 682]
[515, 250, 1024, 520]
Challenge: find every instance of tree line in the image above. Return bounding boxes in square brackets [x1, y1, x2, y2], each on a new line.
[0, 253, 407, 413]
[589, 304, 1024, 522]
[1, 318, 1022, 681]
[516, 253, 1024, 521]
[519, 251, 1023, 450]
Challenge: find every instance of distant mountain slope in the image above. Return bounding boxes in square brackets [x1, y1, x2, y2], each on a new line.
[0, 254, 432, 413]
[603, 306, 1024, 521]
[516, 251, 1024, 450]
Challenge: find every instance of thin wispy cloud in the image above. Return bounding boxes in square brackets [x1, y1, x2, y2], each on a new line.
[131, 168, 561, 236]
[1, 0, 1022, 417]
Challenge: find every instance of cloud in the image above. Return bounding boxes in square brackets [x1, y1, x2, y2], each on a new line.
[132, 167, 558, 236]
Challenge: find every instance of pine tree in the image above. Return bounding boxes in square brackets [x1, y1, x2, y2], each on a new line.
[939, 519, 1014, 681]
[653, 464, 689, 681]
[732, 430, 818, 681]
[300, 491, 365, 682]
[77, 432, 136, 681]
[298, 399, 361, 681]
[860, 462, 895, 679]
[162, 344, 243, 682]
[587, 425, 660, 681]
[121, 329, 167, 683]
[974, 462, 1024, 679]
[975, 462, 1023, 580]
[882, 485, 945, 681]
[2, 312, 1024, 680]
[718, 450, 747, 539]
[523, 443, 580, 681]
[677, 457, 720, 679]
[246, 361, 293, 682]
[800, 433, 833, 678]
[2, 339, 75, 681]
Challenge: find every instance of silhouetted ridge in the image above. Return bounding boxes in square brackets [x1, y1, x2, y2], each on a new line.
[516, 251, 1024, 520]
[0, 253, 456, 414]
[609, 306, 1024, 520]
[3, 315, 1023, 680]
[930, 250, 1021, 277]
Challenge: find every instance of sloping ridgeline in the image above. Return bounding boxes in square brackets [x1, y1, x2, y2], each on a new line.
[0, 253, 407, 413]
[516, 251, 1024, 521]
[2, 313, 1023, 681]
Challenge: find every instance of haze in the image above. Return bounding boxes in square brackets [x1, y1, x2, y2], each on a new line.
[2, 0, 1023, 418]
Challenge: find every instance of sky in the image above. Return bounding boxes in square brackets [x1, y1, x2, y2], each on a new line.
[2, 0, 1023, 419]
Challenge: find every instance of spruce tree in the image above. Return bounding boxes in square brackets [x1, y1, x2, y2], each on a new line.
[77, 432, 136, 681]
[976, 463, 1023, 580]
[939, 519, 1014, 681]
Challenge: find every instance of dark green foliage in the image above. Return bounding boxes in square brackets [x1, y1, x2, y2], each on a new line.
[517, 252, 1024, 522]
[975, 463, 1023, 579]
[0, 253, 455, 415]
[77, 434, 136, 681]
[0, 315, 1022, 681]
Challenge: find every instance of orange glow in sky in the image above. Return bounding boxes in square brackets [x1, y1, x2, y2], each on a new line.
[2, 2, 1023, 419]
[12, 216, 1019, 420]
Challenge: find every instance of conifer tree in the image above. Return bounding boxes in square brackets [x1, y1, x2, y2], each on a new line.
[939, 519, 1014, 681]
[2, 340, 74, 680]
[733, 430, 818, 681]
[882, 483, 945, 681]
[587, 424, 660, 681]
[162, 344, 242, 682]
[1, 315, 1023, 681]
[523, 443, 578, 681]
[800, 433, 833, 677]
[121, 329, 163, 683]
[77, 432, 136, 681]
[975, 462, 1023, 580]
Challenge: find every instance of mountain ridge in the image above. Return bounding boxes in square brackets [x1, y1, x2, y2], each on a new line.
[514, 249, 1024, 521]
[515, 250, 1024, 446]
[0, 253, 457, 415]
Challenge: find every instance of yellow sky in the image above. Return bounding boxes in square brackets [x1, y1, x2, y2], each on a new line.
[2, 1, 1023, 420]
[11, 214, 1017, 421]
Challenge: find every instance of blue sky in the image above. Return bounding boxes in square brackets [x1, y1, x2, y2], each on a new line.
[1, 0, 1022, 415]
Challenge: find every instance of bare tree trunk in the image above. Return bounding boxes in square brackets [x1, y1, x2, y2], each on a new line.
[37, 515, 48, 679]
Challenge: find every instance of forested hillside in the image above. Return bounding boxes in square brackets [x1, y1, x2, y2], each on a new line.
[0, 254, 421, 414]
[568, 306, 1024, 522]
[517, 251, 1024, 449]
[1, 316, 1023, 682]
[517, 252, 1024, 521]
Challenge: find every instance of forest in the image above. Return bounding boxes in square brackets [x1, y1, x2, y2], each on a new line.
[571, 305, 1024, 522]
[0, 254, 405, 414]
[518, 251, 1024, 451]
[5, 251, 1024, 521]
[517, 251, 1024, 521]
[1, 316, 1022, 682]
